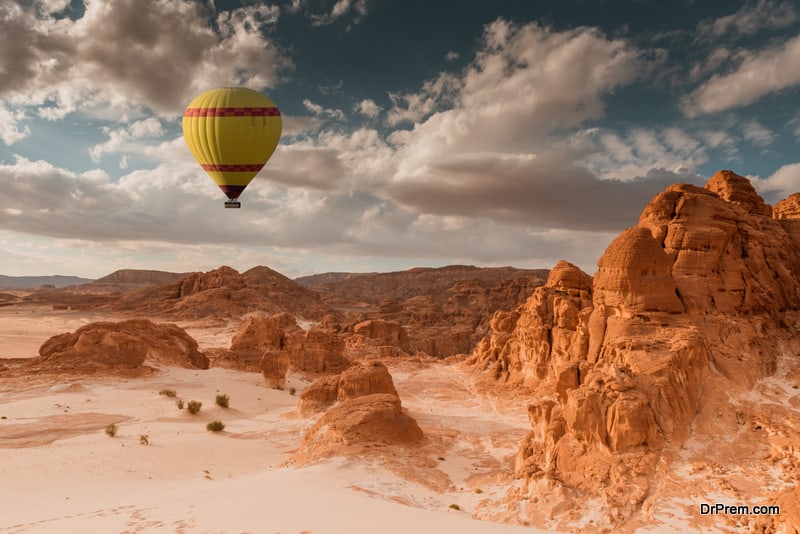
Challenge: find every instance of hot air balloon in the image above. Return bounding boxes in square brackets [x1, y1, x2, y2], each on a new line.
[182, 87, 282, 208]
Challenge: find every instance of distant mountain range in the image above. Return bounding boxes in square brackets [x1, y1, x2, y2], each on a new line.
[0, 274, 94, 290]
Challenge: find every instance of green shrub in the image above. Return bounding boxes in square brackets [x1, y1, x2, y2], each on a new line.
[187, 400, 202, 414]
[206, 421, 225, 432]
[215, 394, 230, 408]
[176, 399, 184, 410]
[139, 434, 150, 445]
[105, 423, 118, 437]
[448, 504, 460, 511]
[159, 389, 177, 398]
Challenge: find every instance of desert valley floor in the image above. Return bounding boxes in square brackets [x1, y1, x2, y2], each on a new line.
[0, 305, 545, 534]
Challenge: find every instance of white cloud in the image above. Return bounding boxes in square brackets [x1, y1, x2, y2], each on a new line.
[309, 0, 369, 26]
[380, 19, 665, 228]
[386, 72, 461, 126]
[0, 104, 30, 145]
[0, 1, 289, 120]
[89, 118, 165, 162]
[445, 51, 460, 61]
[688, 47, 731, 82]
[578, 127, 708, 182]
[742, 119, 775, 147]
[302, 99, 346, 120]
[355, 99, 381, 119]
[751, 162, 800, 198]
[682, 34, 800, 117]
[697, 0, 797, 38]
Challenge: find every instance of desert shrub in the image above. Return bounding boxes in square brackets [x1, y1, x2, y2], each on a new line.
[289, 387, 296, 396]
[187, 400, 202, 414]
[448, 504, 460, 511]
[273, 384, 284, 391]
[139, 434, 150, 445]
[206, 421, 225, 432]
[105, 423, 118, 437]
[159, 389, 177, 398]
[474, 488, 483, 494]
[176, 399, 184, 410]
[215, 394, 230, 408]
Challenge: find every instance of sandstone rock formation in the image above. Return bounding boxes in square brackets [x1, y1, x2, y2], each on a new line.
[299, 265, 547, 358]
[470, 170, 800, 529]
[345, 319, 412, 357]
[38, 319, 209, 371]
[209, 312, 351, 384]
[298, 362, 398, 415]
[295, 362, 422, 461]
[108, 266, 331, 321]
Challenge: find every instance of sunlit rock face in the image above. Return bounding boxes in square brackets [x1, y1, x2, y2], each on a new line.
[39, 319, 209, 370]
[471, 170, 800, 528]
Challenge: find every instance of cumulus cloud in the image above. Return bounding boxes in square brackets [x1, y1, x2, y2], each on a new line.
[89, 118, 165, 162]
[380, 19, 666, 230]
[0, 16, 717, 275]
[0, 153, 612, 275]
[0, 104, 30, 145]
[383, 150, 694, 231]
[355, 99, 381, 119]
[751, 162, 800, 199]
[682, 34, 800, 117]
[0, 1, 289, 120]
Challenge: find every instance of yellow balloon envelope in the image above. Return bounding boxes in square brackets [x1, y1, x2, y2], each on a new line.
[182, 87, 282, 208]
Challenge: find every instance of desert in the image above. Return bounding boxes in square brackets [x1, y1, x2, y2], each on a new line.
[5, 2, 800, 532]
[2, 170, 799, 533]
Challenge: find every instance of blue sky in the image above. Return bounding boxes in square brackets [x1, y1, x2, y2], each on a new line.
[1, 0, 799, 278]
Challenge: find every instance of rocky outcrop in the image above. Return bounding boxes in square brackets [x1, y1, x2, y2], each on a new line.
[210, 312, 351, 382]
[470, 170, 800, 527]
[346, 319, 412, 357]
[295, 362, 422, 461]
[107, 265, 331, 321]
[300, 266, 548, 358]
[296, 394, 423, 462]
[38, 319, 209, 371]
[283, 327, 351, 374]
[469, 260, 592, 385]
[299, 362, 398, 415]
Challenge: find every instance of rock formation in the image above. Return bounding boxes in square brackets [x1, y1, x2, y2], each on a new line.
[299, 265, 547, 358]
[470, 170, 800, 529]
[295, 362, 422, 461]
[345, 319, 412, 357]
[298, 362, 398, 415]
[209, 312, 351, 384]
[108, 265, 331, 321]
[38, 319, 209, 371]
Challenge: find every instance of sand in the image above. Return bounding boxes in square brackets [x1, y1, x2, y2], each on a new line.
[0, 309, 550, 534]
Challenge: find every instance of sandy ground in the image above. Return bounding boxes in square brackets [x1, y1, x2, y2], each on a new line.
[0, 309, 550, 534]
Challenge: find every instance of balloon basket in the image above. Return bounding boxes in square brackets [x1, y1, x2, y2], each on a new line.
[224, 200, 242, 209]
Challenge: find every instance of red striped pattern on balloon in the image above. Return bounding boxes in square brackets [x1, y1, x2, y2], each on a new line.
[200, 163, 265, 172]
[184, 107, 281, 117]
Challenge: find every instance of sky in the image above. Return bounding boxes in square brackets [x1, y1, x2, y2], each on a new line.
[1, 0, 800, 279]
